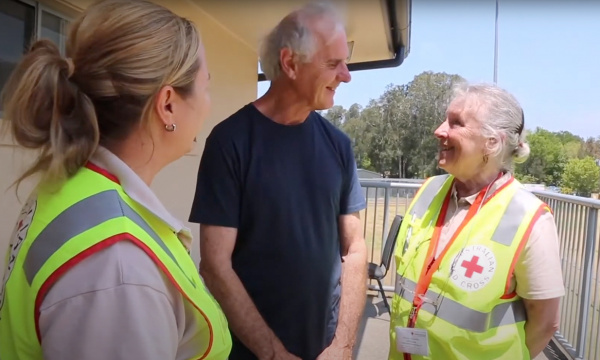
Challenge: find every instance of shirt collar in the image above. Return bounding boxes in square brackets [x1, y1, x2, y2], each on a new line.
[451, 171, 513, 205]
[90, 146, 193, 250]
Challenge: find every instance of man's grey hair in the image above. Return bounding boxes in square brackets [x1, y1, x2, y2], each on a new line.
[259, 2, 345, 81]
[451, 82, 530, 172]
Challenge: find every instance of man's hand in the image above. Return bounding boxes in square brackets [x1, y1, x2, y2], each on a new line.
[200, 224, 289, 360]
[269, 341, 302, 360]
[315, 339, 353, 360]
[271, 352, 301, 360]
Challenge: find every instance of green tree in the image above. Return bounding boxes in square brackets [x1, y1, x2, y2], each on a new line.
[346, 103, 361, 121]
[342, 103, 374, 170]
[401, 71, 465, 178]
[563, 141, 581, 159]
[579, 137, 600, 159]
[339, 71, 464, 177]
[323, 105, 346, 128]
[556, 131, 583, 160]
[555, 131, 583, 145]
[514, 173, 538, 184]
[358, 99, 389, 173]
[561, 157, 600, 196]
[372, 84, 409, 176]
[516, 128, 566, 185]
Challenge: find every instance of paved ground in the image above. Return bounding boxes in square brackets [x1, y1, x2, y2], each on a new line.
[354, 295, 553, 360]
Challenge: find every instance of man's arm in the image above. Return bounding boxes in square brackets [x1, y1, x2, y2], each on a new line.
[199, 224, 300, 360]
[317, 212, 367, 359]
[523, 298, 560, 357]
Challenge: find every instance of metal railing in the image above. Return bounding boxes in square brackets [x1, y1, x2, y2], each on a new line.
[359, 179, 421, 294]
[534, 190, 600, 360]
[359, 179, 600, 360]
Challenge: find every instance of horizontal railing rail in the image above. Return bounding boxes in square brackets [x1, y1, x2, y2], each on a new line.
[533, 190, 599, 360]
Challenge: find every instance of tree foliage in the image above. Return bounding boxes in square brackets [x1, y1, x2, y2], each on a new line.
[323, 71, 464, 177]
[514, 129, 600, 191]
[515, 128, 567, 186]
[561, 157, 600, 196]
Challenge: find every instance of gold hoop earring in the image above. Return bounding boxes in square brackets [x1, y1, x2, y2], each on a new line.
[165, 123, 176, 132]
[483, 154, 489, 164]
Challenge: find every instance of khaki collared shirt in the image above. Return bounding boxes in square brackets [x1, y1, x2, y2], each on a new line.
[435, 172, 565, 300]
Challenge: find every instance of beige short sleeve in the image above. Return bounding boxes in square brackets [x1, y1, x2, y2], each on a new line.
[38, 241, 205, 360]
[513, 211, 565, 300]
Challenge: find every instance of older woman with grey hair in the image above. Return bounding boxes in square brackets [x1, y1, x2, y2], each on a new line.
[388, 83, 565, 360]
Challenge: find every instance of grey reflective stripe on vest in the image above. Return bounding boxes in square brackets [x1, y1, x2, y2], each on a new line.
[491, 189, 540, 246]
[24, 190, 178, 285]
[411, 175, 450, 218]
[395, 277, 526, 333]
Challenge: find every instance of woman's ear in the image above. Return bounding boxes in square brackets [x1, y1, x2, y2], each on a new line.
[154, 85, 175, 127]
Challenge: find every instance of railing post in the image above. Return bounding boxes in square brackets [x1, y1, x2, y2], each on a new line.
[382, 186, 390, 251]
[575, 207, 597, 359]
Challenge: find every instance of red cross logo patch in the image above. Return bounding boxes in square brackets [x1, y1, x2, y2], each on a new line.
[461, 256, 484, 278]
[450, 245, 496, 292]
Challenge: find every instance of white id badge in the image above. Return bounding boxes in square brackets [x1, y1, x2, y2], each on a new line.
[395, 326, 429, 356]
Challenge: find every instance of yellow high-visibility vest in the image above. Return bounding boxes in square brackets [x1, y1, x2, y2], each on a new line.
[389, 174, 549, 360]
[0, 163, 232, 359]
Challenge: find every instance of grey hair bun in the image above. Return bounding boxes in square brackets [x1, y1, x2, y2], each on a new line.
[513, 142, 530, 164]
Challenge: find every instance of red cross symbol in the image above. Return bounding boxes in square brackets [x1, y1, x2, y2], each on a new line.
[461, 255, 484, 278]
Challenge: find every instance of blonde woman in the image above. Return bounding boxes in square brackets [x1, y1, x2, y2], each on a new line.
[0, 1, 231, 359]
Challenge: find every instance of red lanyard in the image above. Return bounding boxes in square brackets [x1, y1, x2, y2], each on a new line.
[407, 173, 503, 327]
[402, 173, 509, 360]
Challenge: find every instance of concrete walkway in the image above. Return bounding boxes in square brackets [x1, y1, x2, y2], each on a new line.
[354, 295, 551, 360]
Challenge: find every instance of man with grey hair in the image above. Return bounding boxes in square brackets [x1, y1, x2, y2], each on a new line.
[189, 2, 367, 360]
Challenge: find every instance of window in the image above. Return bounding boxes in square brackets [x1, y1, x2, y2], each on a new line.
[41, 9, 68, 54]
[0, 0, 69, 112]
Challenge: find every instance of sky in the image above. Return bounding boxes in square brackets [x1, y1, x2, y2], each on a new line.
[257, 0, 600, 139]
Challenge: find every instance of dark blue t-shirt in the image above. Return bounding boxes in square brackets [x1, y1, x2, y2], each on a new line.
[189, 104, 366, 360]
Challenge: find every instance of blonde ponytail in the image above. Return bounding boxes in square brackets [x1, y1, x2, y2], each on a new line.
[2, 40, 99, 185]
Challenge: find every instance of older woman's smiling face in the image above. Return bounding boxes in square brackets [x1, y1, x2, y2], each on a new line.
[434, 96, 488, 181]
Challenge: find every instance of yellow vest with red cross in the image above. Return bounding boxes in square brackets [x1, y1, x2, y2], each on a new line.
[389, 174, 550, 360]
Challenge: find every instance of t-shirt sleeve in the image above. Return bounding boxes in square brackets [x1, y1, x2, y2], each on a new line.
[514, 211, 566, 300]
[188, 131, 240, 228]
[339, 141, 366, 215]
